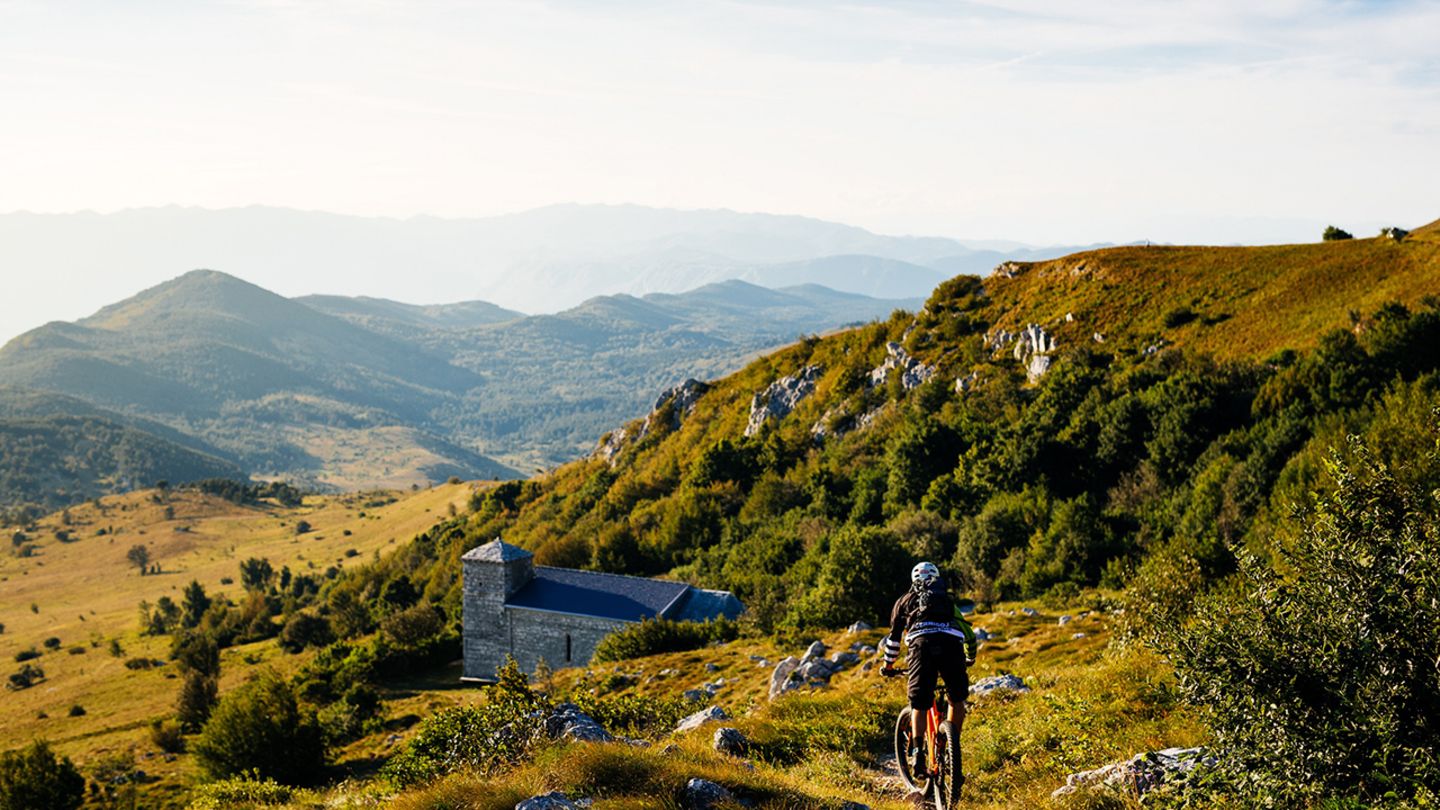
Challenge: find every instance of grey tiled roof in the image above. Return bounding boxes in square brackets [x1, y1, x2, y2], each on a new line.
[665, 588, 745, 622]
[462, 538, 533, 563]
[504, 566, 690, 622]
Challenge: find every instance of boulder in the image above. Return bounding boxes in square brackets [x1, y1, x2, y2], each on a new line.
[682, 689, 705, 702]
[847, 620, 873, 633]
[1020, 607, 1038, 617]
[682, 778, 734, 809]
[1058, 615, 1072, 626]
[713, 727, 749, 756]
[515, 792, 585, 810]
[769, 656, 801, 700]
[830, 651, 861, 668]
[859, 644, 877, 655]
[1072, 632, 1088, 640]
[704, 662, 720, 673]
[745, 365, 823, 437]
[974, 627, 991, 641]
[676, 705, 730, 733]
[801, 641, 828, 662]
[544, 703, 613, 743]
[1052, 747, 1212, 799]
[970, 674, 1030, 698]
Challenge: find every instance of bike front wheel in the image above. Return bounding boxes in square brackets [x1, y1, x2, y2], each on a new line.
[931, 720, 962, 810]
[893, 708, 922, 793]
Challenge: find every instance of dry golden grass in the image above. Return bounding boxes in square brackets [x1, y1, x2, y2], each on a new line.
[977, 232, 1440, 362]
[0, 482, 477, 795]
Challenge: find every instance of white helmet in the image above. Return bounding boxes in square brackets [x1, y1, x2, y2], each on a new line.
[911, 561, 940, 587]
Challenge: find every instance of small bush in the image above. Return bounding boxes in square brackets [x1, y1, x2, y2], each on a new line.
[7, 664, 44, 690]
[1162, 306, 1197, 328]
[65, 705, 85, 717]
[568, 690, 704, 740]
[382, 658, 547, 788]
[42, 638, 60, 650]
[65, 646, 85, 656]
[591, 618, 739, 663]
[1323, 225, 1354, 241]
[188, 773, 292, 810]
[149, 719, 186, 754]
[379, 604, 443, 649]
[13, 649, 39, 663]
[124, 658, 164, 671]
[191, 672, 326, 784]
[279, 613, 334, 654]
[0, 740, 84, 810]
[176, 671, 219, 733]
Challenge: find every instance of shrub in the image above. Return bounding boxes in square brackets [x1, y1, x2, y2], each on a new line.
[191, 672, 326, 784]
[382, 658, 548, 788]
[41, 637, 59, 650]
[176, 671, 219, 733]
[170, 631, 220, 678]
[0, 740, 84, 810]
[188, 773, 293, 810]
[379, 604, 443, 649]
[567, 690, 704, 740]
[592, 618, 740, 663]
[7, 664, 44, 690]
[1322, 225, 1353, 241]
[149, 718, 186, 754]
[1159, 436, 1440, 803]
[279, 613, 334, 654]
[13, 649, 39, 663]
[65, 705, 84, 717]
[124, 657, 164, 671]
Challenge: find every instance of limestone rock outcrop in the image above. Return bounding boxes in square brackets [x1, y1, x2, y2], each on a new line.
[868, 342, 935, 390]
[746, 365, 822, 437]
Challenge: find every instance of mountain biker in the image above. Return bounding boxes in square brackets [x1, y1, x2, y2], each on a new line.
[880, 561, 977, 778]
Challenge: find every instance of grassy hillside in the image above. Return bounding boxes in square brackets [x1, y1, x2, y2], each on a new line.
[976, 232, 1440, 360]
[0, 482, 475, 805]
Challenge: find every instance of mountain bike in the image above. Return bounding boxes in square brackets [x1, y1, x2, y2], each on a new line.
[883, 673, 962, 809]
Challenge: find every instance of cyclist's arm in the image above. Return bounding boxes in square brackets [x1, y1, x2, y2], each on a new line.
[952, 604, 978, 662]
[882, 594, 907, 667]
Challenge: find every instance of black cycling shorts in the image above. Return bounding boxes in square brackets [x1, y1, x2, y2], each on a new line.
[906, 634, 968, 711]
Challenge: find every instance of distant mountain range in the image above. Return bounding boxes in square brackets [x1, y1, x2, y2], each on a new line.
[0, 204, 1107, 337]
[0, 270, 922, 507]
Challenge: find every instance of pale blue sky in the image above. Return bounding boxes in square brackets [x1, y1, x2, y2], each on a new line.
[1, 0, 1437, 244]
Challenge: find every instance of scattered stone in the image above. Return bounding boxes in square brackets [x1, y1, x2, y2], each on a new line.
[704, 662, 720, 673]
[1065, 312, 1075, 322]
[974, 627, 991, 641]
[992, 261, 1024, 279]
[1058, 615, 1072, 626]
[769, 656, 801, 700]
[682, 777, 734, 809]
[676, 705, 730, 733]
[1381, 226, 1410, 242]
[955, 370, 980, 394]
[515, 792, 582, 810]
[1052, 747, 1213, 799]
[830, 651, 861, 668]
[1020, 607, 1038, 617]
[1093, 332, 1106, 343]
[861, 660, 875, 673]
[661, 744, 680, 756]
[859, 644, 877, 655]
[682, 689, 705, 702]
[847, 620, 873, 633]
[1012, 323, 1055, 360]
[801, 641, 828, 662]
[593, 379, 711, 465]
[713, 727, 749, 756]
[746, 365, 823, 437]
[544, 703, 613, 743]
[970, 674, 1030, 698]
[1072, 632, 1088, 640]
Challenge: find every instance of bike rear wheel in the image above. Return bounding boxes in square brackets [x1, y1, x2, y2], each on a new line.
[893, 708, 922, 793]
[931, 720, 962, 809]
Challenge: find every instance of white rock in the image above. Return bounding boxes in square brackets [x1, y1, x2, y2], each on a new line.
[969, 674, 1030, 698]
[675, 706, 730, 733]
[1052, 747, 1212, 799]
